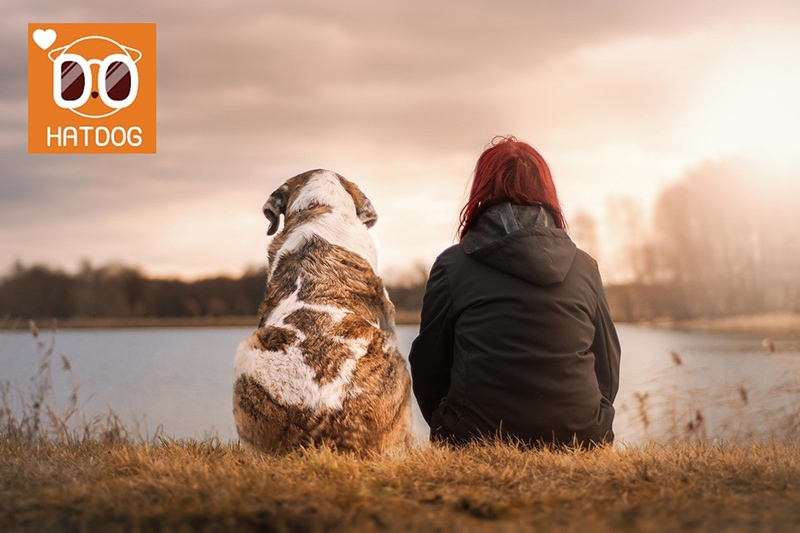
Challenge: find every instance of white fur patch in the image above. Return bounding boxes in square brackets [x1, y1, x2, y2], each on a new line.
[269, 171, 378, 276]
[288, 170, 354, 215]
[234, 277, 371, 411]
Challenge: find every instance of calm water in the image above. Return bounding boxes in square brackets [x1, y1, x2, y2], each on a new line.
[1, 325, 799, 445]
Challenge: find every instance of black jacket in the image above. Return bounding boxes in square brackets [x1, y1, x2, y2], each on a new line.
[408, 203, 620, 447]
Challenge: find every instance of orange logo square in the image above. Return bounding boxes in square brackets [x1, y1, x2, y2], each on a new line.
[28, 23, 157, 154]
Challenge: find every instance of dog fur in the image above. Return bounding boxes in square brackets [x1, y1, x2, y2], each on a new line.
[233, 169, 412, 455]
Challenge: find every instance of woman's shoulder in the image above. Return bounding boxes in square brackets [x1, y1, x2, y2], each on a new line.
[573, 248, 600, 271]
[427, 243, 462, 268]
[427, 244, 471, 281]
[437, 243, 463, 260]
[571, 248, 608, 298]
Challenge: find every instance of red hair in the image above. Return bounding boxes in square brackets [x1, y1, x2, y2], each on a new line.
[459, 135, 565, 239]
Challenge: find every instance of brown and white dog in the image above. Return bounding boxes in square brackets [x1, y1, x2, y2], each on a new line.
[233, 169, 412, 455]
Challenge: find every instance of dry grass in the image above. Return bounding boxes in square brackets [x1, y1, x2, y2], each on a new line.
[2, 438, 800, 532]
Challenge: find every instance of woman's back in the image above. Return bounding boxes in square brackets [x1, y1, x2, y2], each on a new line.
[410, 203, 618, 446]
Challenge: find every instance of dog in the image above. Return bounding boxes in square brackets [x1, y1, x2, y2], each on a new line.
[233, 169, 412, 455]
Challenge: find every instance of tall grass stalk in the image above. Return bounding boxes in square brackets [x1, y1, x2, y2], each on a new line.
[0, 320, 160, 445]
[617, 344, 800, 446]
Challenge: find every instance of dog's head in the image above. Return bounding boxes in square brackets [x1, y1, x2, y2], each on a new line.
[262, 169, 377, 236]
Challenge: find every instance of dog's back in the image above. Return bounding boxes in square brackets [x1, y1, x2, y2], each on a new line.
[233, 170, 412, 454]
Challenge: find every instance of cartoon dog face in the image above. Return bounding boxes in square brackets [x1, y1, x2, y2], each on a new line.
[233, 169, 412, 455]
[49, 35, 141, 119]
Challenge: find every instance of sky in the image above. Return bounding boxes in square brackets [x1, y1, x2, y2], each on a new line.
[2, 0, 800, 282]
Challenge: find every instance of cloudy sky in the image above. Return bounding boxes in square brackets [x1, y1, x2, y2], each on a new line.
[3, 0, 800, 281]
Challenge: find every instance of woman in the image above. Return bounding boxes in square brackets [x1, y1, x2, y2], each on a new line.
[408, 136, 620, 448]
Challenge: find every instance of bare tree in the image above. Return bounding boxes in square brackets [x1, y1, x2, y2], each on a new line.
[651, 160, 800, 318]
[606, 197, 656, 284]
[570, 209, 600, 262]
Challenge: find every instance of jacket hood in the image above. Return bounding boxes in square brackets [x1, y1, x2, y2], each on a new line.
[460, 202, 577, 285]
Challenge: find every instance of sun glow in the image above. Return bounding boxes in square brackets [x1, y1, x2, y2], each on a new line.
[688, 33, 800, 164]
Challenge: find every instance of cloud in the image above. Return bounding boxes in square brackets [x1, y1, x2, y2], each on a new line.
[3, 0, 800, 276]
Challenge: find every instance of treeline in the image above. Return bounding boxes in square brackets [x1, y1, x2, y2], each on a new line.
[0, 262, 265, 319]
[603, 160, 800, 321]
[3, 160, 797, 323]
[0, 261, 427, 321]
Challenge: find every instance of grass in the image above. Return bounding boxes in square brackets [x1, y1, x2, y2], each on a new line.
[2, 438, 800, 532]
[2, 321, 800, 532]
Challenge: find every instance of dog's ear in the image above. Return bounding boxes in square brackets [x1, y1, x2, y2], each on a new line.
[263, 184, 289, 236]
[357, 197, 378, 229]
[337, 175, 378, 228]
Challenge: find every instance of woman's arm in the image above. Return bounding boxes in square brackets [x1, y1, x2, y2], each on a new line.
[408, 257, 456, 425]
[590, 284, 621, 403]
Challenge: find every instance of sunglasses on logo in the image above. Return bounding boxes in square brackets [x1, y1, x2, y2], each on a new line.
[48, 36, 141, 117]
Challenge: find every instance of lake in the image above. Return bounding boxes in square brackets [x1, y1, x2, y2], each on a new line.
[1, 324, 799, 446]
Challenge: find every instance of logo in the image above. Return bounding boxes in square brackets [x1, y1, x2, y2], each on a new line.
[28, 23, 156, 154]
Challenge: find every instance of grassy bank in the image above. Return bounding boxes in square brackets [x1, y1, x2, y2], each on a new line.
[1, 438, 799, 532]
[668, 313, 800, 337]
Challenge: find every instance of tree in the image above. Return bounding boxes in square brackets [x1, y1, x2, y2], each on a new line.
[606, 197, 656, 284]
[651, 160, 800, 318]
[570, 210, 600, 262]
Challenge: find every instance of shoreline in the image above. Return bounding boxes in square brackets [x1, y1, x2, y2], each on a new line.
[3, 312, 798, 335]
[0, 310, 423, 330]
[630, 312, 800, 337]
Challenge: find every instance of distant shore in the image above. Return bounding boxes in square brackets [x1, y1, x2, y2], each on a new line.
[637, 313, 800, 337]
[0, 310, 423, 330]
[3, 312, 798, 335]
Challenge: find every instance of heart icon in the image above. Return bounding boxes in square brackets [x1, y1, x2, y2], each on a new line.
[33, 28, 57, 50]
